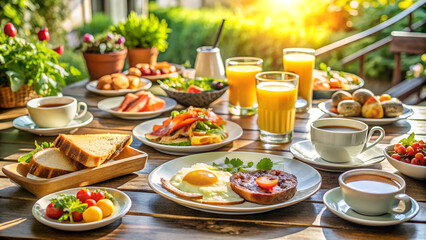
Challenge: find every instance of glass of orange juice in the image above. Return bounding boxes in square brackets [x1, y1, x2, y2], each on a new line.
[226, 57, 263, 115]
[283, 48, 315, 112]
[256, 72, 299, 143]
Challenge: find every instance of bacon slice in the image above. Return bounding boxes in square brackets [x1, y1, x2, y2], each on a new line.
[116, 93, 138, 112]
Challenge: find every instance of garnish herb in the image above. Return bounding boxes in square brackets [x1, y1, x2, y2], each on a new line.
[51, 194, 87, 223]
[212, 157, 274, 174]
[18, 141, 54, 163]
[159, 76, 227, 92]
[399, 132, 416, 147]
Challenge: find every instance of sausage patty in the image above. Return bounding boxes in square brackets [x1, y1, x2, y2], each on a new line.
[230, 170, 298, 204]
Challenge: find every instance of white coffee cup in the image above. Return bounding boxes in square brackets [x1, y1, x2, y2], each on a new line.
[27, 96, 87, 128]
[339, 169, 412, 216]
[310, 118, 385, 163]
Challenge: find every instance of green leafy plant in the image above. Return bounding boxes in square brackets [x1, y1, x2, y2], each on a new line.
[18, 141, 53, 163]
[110, 11, 170, 51]
[212, 157, 274, 174]
[51, 194, 87, 223]
[0, 31, 80, 96]
[76, 32, 125, 54]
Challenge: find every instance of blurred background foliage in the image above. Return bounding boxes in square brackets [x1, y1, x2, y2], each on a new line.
[1, 0, 424, 85]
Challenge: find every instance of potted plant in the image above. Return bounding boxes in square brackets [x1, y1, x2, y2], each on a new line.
[110, 12, 170, 67]
[0, 23, 80, 108]
[77, 32, 127, 80]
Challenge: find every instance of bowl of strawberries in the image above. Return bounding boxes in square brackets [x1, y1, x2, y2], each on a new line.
[384, 133, 426, 180]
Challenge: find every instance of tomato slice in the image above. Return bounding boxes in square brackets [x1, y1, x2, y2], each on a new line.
[187, 85, 203, 93]
[256, 177, 278, 189]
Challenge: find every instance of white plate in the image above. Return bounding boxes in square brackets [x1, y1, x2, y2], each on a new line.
[290, 140, 384, 172]
[318, 100, 414, 125]
[148, 151, 322, 214]
[86, 78, 152, 96]
[13, 112, 93, 136]
[323, 187, 419, 226]
[133, 118, 243, 155]
[32, 187, 131, 231]
[97, 96, 177, 120]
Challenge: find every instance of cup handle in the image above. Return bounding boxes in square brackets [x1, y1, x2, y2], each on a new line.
[75, 102, 87, 119]
[362, 126, 385, 152]
[391, 193, 412, 214]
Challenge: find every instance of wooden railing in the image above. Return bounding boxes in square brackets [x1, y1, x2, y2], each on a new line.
[315, 0, 426, 76]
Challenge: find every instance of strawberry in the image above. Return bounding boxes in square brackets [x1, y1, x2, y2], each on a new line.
[4, 23, 17, 37]
[53, 46, 64, 55]
[38, 27, 50, 41]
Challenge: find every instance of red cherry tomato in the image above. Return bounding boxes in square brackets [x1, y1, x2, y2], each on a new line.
[415, 153, 424, 160]
[187, 85, 203, 93]
[76, 188, 92, 203]
[256, 177, 278, 189]
[91, 191, 105, 202]
[406, 146, 415, 156]
[396, 146, 406, 155]
[4, 23, 17, 37]
[391, 154, 401, 161]
[46, 203, 64, 219]
[37, 27, 50, 41]
[394, 143, 403, 152]
[71, 211, 83, 222]
[84, 199, 97, 208]
[411, 158, 420, 165]
[411, 142, 420, 149]
[401, 158, 410, 164]
[420, 158, 426, 166]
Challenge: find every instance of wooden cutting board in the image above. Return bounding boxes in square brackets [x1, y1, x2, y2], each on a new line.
[2, 146, 147, 197]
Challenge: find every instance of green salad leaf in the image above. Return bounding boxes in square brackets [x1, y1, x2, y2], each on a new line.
[212, 157, 274, 174]
[159, 76, 227, 92]
[399, 132, 417, 147]
[18, 141, 54, 163]
[51, 194, 87, 223]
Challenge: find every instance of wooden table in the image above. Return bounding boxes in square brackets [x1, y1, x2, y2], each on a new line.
[0, 81, 425, 239]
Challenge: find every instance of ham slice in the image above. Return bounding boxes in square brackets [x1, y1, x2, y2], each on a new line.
[125, 94, 149, 112]
[116, 93, 138, 112]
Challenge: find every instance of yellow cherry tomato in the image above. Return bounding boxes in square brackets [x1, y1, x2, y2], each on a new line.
[83, 206, 103, 222]
[379, 94, 392, 102]
[96, 199, 115, 218]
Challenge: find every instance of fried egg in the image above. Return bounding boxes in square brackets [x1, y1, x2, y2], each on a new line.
[168, 163, 244, 205]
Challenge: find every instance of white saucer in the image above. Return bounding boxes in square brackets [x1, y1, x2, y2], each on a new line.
[13, 112, 93, 136]
[290, 140, 384, 172]
[97, 96, 176, 120]
[323, 187, 419, 226]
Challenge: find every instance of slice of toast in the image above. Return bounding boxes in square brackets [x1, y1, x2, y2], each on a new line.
[27, 148, 84, 178]
[54, 134, 132, 167]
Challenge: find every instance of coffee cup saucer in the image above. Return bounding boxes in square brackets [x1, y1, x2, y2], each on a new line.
[13, 112, 93, 136]
[290, 140, 384, 172]
[323, 187, 419, 226]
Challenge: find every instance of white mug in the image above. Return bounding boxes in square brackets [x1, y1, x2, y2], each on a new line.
[339, 169, 412, 216]
[27, 96, 87, 128]
[310, 118, 385, 163]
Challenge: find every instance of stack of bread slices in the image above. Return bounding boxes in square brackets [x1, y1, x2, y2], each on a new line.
[27, 134, 132, 179]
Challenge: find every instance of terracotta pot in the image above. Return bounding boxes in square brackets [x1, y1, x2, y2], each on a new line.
[128, 48, 159, 67]
[83, 49, 128, 80]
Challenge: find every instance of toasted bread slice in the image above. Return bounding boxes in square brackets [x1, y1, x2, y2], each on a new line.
[54, 134, 132, 167]
[27, 148, 84, 178]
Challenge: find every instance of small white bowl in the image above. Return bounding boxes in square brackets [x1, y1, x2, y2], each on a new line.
[384, 145, 426, 180]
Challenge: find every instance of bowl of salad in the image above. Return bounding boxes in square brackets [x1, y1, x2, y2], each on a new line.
[159, 77, 228, 107]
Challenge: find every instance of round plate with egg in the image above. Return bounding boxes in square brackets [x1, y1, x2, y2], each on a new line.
[318, 100, 414, 125]
[133, 118, 243, 155]
[97, 96, 177, 120]
[32, 187, 131, 231]
[148, 151, 322, 214]
[86, 78, 152, 97]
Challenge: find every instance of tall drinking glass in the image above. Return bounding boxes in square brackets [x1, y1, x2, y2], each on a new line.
[256, 72, 299, 143]
[226, 57, 263, 115]
[283, 48, 315, 112]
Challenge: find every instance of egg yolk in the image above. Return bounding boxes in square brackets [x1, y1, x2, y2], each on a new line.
[182, 170, 219, 186]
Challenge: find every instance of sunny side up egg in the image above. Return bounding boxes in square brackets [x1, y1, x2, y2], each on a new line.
[169, 163, 244, 205]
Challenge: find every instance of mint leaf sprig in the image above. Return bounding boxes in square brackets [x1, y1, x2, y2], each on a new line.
[18, 141, 54, 163]
[212, 157, 274, 174]
[399, 132, 416, 147]
[51, 194, 87, 223]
